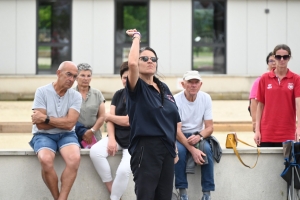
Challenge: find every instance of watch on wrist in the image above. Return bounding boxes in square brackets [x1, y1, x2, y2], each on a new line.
[198, 133, 204, 141]
[45, 115, 50, 124]
[91, 128, 95, 134]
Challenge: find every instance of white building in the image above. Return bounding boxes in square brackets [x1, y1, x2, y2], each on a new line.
[1, 0, 299, 76]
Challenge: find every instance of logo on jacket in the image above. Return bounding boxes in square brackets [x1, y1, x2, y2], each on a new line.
[166, 95, 175, 103]
[288, 83, 294, 90]
[267, 84, 272, 89]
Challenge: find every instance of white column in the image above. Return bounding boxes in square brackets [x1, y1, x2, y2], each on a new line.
[247, 0, 268, 76]
[16, 0, 36, 74]
[72, 0, 114, 74]
[0, 0, 17, 74]
[150, 0, 192, 75]
[227, 0, 248, 75]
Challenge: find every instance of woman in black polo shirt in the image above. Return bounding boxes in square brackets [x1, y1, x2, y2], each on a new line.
[125, 29, 183, 200]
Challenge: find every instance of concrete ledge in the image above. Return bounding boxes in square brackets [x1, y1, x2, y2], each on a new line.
[0, 148, 288, 200]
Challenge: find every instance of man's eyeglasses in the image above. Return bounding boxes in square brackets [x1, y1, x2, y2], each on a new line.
[274, 55, 290, 61]
[268, 60, 276, 63]
[139, 56, 158, 62]
[65, 72, 77, 79]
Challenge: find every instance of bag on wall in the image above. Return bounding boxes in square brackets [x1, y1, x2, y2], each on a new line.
[226, 132, 260, 169]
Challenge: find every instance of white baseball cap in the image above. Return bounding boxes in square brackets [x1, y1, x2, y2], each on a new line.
[183, 71, 202, 81]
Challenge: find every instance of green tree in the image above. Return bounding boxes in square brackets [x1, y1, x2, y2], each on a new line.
[124, 5, 148, 41]
[39, 5, 51, 29]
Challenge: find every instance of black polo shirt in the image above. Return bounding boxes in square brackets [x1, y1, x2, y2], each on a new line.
[126, 78, 181, 157]
[111, 88, 130, 148]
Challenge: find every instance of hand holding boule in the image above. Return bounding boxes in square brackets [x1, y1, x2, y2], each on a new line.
[126, 29, 138, 37]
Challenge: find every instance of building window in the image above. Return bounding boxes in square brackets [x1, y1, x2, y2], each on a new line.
[192, 0, 226, 74]
[114, 0, 149, 74]
[37, 0, 72, 74]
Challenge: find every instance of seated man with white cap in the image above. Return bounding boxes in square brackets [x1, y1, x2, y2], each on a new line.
[174, 71, 215, 200]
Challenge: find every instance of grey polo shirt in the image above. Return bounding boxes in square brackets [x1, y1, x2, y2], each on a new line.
[32, 83, 82, 134]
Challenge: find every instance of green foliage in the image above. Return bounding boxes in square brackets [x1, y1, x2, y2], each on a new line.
[38, 64, 51, 69]
[39, 5, 51, 29]
[193, 9, 213, 39]
[124, 5, 148, 35]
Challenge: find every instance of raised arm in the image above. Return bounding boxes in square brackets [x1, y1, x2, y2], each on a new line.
[126, 29, 141, 91]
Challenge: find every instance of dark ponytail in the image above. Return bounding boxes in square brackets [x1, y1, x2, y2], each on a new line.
[153, 76, 165, 106]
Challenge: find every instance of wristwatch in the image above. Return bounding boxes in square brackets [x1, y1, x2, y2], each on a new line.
[91, 128, 95, 134]
[45, 115, 50, 124]
[198, 133, 204, 141]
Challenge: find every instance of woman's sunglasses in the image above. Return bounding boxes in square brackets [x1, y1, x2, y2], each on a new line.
[274, 55, 290, 61]
[139, 56, 158, 62]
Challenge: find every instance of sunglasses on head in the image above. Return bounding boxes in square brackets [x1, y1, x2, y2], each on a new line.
[139, 56, 158, 62]
[274, 55, 290, 61]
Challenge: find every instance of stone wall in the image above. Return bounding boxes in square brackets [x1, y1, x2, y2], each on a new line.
[0, 148, 288, 200]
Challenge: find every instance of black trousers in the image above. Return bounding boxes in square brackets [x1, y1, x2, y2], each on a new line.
[259, 142, 282, 147]
[130, 137, 174, 200]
